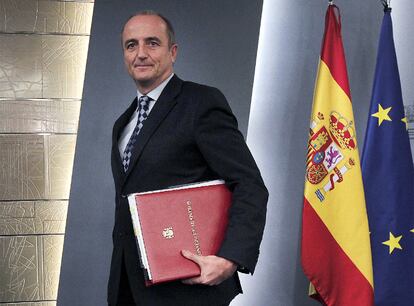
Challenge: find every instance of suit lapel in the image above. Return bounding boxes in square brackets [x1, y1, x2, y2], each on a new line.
[112, 97, 138, 181]
[124, 75, 183, 180]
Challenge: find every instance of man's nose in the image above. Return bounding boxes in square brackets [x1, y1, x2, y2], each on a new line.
[136, 44, 148, 59]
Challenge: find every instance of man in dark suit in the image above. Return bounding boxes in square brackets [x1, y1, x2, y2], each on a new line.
[108, 11, 268, 306]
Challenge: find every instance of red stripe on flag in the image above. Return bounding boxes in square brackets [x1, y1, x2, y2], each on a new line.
[320, 5, 351, 99]
[301, 198, 373, 306]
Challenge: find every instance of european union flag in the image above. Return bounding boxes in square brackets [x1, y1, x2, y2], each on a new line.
[361, 6, 414, 306]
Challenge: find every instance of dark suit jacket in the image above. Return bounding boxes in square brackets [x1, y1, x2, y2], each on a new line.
[108, 75, 268, 306]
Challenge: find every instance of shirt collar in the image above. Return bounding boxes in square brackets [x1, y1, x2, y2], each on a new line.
[137, 73, 174, 102]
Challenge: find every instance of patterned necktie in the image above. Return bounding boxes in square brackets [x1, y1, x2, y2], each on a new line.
[122, 95, 151, 172]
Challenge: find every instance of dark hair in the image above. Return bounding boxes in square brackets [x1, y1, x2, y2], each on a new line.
[122, 10, 176, 47]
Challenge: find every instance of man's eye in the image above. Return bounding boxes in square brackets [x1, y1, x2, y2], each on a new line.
[126, 42, 136, 49]
[148, 41, 159, 47]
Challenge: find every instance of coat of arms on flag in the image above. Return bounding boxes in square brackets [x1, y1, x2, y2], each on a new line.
[306, 111, 356, 202]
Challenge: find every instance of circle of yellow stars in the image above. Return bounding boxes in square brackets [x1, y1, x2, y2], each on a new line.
[371, 103, 409, 130]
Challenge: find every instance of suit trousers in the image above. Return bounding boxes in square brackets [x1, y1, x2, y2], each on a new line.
[113, 255, 138, 306]
[112, 255, 230, 306]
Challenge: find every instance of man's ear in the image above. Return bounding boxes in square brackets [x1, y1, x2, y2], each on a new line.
[171, 44, 178, 63]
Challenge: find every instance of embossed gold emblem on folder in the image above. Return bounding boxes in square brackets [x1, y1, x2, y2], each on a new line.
[162, 227, 174, 239]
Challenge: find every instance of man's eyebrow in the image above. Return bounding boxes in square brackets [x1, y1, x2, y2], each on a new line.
[124, 38, 137, 46]
[145, 37, 162, 43]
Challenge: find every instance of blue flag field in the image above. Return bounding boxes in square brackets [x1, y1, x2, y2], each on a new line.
[361, 6, 414, 306]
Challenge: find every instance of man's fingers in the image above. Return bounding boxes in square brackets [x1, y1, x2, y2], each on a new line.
[181, 250, 203, 266]
[181, 274, 216, 286]
[180, 253, 236, 286]
[181, 276, 203, 285]
[181, 250, 206, 285]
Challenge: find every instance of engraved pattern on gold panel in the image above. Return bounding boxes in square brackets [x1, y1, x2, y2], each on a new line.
[60, 0, 94, 2]
[0, 36, 43, 98]
[3, 302, 55, 306]
[0, 235, 63, 303]
[43, 235, 63, 300]
[0, 135, 76, 200]
[0, 35, 90, 99]
[46, 135, 76, 199]
[0, 100, 81, 134]
[0, 201, 68, 235]
[42, 36, 90, 99]
[0, 0, 94, 35]
[0, 135, 45, 201]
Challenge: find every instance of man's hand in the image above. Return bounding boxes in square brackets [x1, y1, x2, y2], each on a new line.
[181, 250, 237, 286]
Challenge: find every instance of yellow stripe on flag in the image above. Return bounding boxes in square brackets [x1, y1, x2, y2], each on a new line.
[304, 60, 373, 287]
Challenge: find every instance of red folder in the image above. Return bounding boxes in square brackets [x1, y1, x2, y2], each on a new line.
[128, 180, 231, 286]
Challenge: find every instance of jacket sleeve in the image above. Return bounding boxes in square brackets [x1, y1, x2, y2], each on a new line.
[193, 86, 268, 274]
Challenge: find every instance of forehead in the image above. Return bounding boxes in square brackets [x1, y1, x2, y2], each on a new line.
[122, 15, 168, 41]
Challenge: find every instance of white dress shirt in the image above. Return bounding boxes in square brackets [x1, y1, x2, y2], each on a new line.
[118, 73, 174, 156]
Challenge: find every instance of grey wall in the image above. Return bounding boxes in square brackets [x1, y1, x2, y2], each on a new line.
[57, 1, 262, 305]
[394, 0, 414, 107]
[393, 0, 414, 155]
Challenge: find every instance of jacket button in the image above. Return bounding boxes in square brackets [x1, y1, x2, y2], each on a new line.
[121, 194, 127, 199]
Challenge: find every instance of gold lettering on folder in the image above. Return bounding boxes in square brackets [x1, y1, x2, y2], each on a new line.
[186, 201, 201, 255]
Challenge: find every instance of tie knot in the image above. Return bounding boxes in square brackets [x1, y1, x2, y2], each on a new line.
[139, 95, 150, 104]
[138, 95, 150, 112]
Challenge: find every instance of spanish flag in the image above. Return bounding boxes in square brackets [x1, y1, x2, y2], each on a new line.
[301, 4, 374, 306]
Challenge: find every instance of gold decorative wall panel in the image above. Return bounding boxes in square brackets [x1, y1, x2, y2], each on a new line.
[0, 35, 43, 98]
[0, 135, 76, 201]
[0, 99, 80, 134]
[0, 235, 63, 302]
[0, 201, 68, 235]
[0, 0, 94, 35]
[3, 302, 55, 306]
[42, 36, 90, 99]
[0, 35, 90, 99]
[46, 135, 77, 199]
[0, 0, 93, 303]
[0, 135, 45, 201]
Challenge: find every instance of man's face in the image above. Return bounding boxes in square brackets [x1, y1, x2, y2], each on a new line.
[122, 15, 177, 93]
